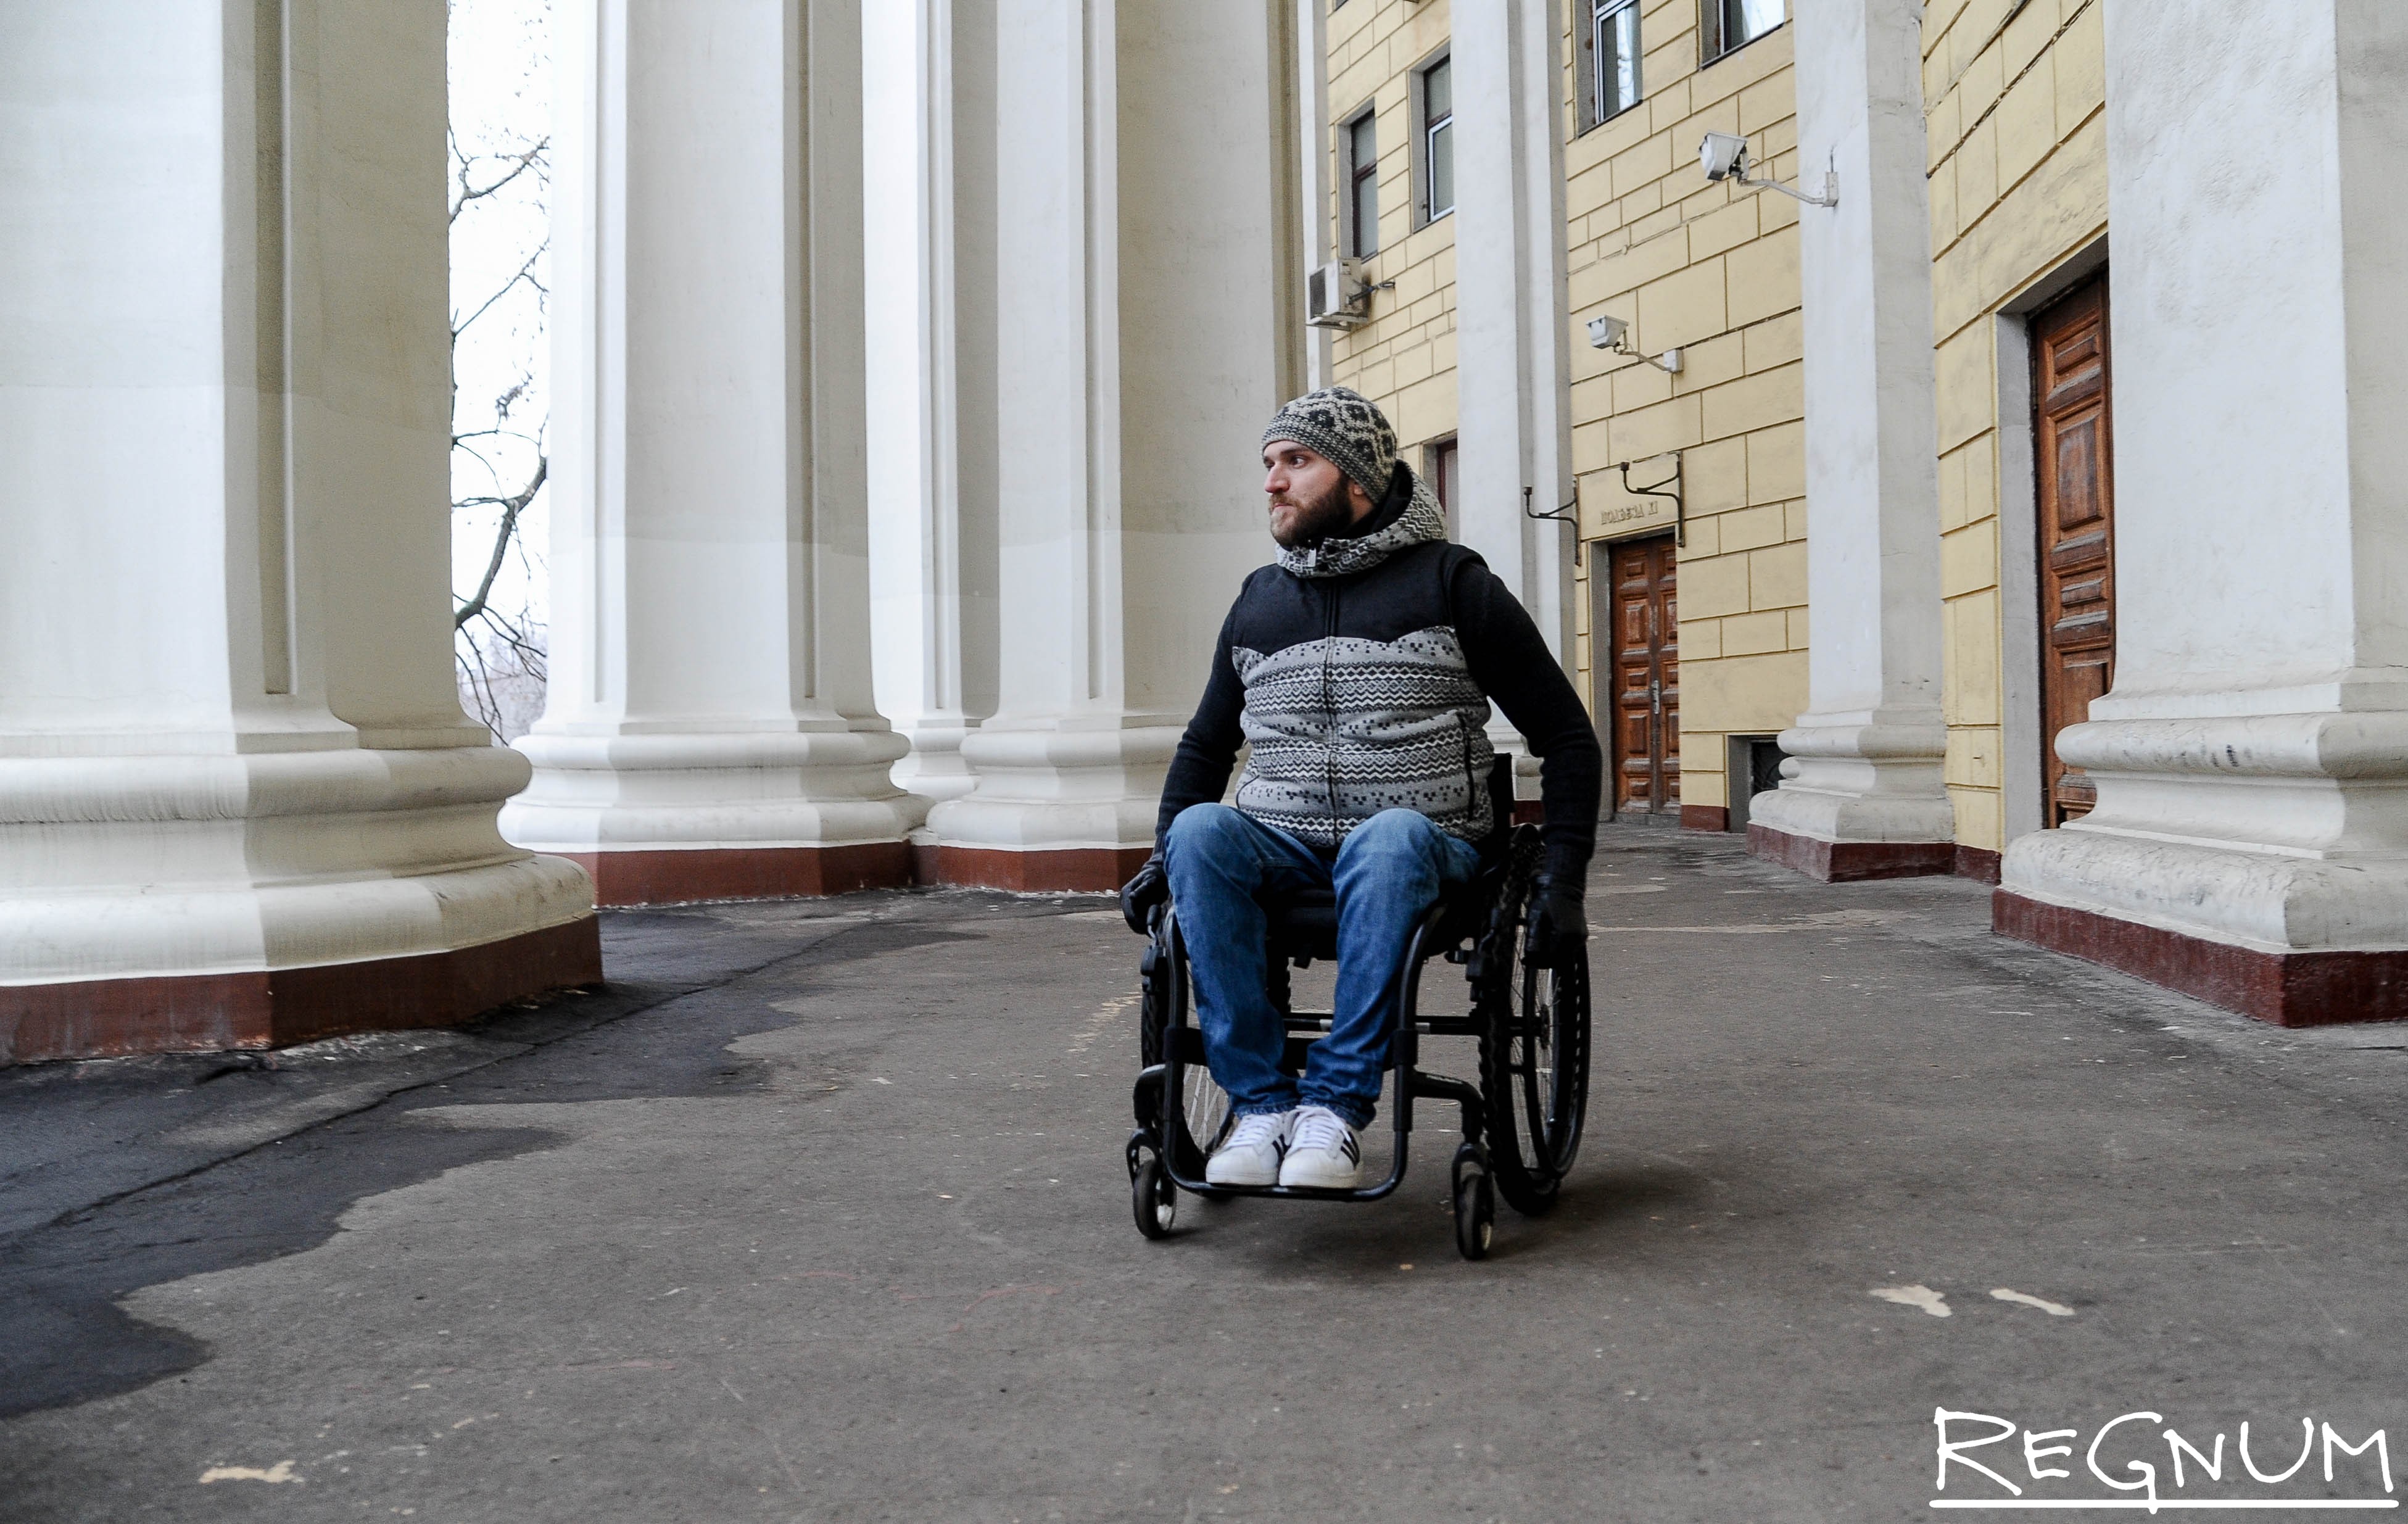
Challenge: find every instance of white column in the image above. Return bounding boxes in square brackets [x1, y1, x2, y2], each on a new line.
[924, 0, 1302, 892]
[0, 0, 596, 1062]
[1745, 0, 1955, 879]
[507, 0, 922, 905]
[1451, 0, 1577, 664]
[1998, 0, 2408, 1025]
[1451, 0, 1577, 819]
[1294, 0, 1335, 392]
[863, 0, 999, 806]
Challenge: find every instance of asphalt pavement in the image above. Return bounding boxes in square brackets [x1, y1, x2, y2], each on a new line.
[6, 826, 2408, 1522]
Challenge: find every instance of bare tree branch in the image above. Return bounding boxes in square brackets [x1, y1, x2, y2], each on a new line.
[449, 17, 552, 742]
[454, 453, 547, 631]
[450, 238, 549, 347]
[450, 133, 550, 226]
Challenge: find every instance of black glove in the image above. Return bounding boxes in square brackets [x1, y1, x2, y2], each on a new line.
[1524, 875, 1586, 969]
[1119, 856, 1169, 935]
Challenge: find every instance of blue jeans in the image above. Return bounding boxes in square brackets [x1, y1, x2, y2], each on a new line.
[1161, 804, 1483, 1129]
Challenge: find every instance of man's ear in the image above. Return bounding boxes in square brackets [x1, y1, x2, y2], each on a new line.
[1347, 476, 1377, 521]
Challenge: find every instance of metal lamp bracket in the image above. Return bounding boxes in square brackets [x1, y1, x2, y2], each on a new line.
[1523, 485, 1584, 568]
[1608, 452, 1686, 549]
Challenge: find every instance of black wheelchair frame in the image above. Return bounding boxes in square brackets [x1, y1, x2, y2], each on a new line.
[1125, 760, 1591, 1260]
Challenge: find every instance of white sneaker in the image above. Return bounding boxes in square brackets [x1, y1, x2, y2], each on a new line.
[1278, 1105, 1363, 1189]
[1206, 1109, 1296, 1187]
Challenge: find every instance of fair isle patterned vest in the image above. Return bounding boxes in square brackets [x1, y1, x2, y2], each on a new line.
[1230, 471, 1496, 848]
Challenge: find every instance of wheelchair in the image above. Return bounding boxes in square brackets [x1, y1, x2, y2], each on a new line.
[1125, 758, 1592, 1260]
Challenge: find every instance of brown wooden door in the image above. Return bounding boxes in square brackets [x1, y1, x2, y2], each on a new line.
[1603, 536, 1679, 815]
[2033, 277, 2115, 826]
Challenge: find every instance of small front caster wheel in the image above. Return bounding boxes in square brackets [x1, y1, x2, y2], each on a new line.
[1132, 1153, 1177, 1240]
[1452, 1144, 1495, 1261]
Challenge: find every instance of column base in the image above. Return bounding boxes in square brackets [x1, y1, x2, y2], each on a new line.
[1954, 845, 2003, 884]
[1994, 890, 2408, 1027]
[929, 845, 1150, 893]
[921, 723, 1174, 893]
[505, 729, 925, 905]
[888, 721, 981, 805]
[1748, 822, 1956, 882]
[560, 842, 912, 906]
[1, 917, 602, 1066]
[1743, 715, 1955, 880]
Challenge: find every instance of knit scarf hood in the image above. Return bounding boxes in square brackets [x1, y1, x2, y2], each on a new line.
[1273, 463, 1447, 580]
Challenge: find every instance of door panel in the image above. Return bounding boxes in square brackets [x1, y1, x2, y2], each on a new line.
[2033, 277, 2114, 826]
[1600, 536, 1678, 815]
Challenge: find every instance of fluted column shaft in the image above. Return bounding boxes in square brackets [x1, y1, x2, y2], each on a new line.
[1746, 0, 1956, 880]
[506, 0, 922, 905]
[0, 0, 597, 1062]
[921, 0, 1303, 892]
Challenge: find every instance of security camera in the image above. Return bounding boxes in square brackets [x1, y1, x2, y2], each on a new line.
[1699, 131, 1750, 182]
[1586, 314, 1629, 351]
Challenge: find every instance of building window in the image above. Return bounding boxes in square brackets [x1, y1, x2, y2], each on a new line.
[1583, 0, 1643, 128]
[1428, 437, 1459, 536]
[1418, 55, 1454, 225]
[1343, 107, 1378, 259]
[1702, 0, 1784, 63]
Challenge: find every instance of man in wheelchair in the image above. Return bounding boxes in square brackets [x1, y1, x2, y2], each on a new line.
[1120, 387, 1601, 1192]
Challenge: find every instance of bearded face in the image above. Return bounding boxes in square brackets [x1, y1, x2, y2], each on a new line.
[1268, 473, 1357, 549]
[1263, 442, 1365, 549]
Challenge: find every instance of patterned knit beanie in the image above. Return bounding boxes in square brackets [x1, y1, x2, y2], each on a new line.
[1260, 386, 1398, 502]
[1260, 386, 1448, 579]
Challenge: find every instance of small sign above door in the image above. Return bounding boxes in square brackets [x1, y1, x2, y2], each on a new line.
[1579, 452, 1682, 542]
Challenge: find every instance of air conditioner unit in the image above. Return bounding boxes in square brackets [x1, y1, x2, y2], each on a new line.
[1305, 259, 1370, 329]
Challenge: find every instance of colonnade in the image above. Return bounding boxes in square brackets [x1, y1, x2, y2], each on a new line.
[0, 0, 1358, 1059]
[508, 0, 1312, 900]
[14, 0, 2404, 1060]
[499, 0, 922, 904]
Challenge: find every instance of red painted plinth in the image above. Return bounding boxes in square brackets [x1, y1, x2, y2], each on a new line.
[1, 917, 605, 1066]
[1954, 845, 2003, 885]
[1747, 822, 1955, 882]
[1682, 805, 1729, 832]
[930, 845, 1151, 894]
[1993, 891, 2408, 1028]
[560, 843, 913, 906]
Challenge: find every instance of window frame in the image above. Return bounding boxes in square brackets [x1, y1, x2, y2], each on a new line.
[1341, 102, 1380, 260]
[1412, 49, 1455, 228]
[1577, 0, 1645, 133]
[1426, 436, 1460, 537]
[1700, 0, 1785, 67]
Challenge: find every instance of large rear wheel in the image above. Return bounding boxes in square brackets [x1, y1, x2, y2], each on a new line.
[1143, 916, 1235, 1185]
[1479, 895, 1591, 1217]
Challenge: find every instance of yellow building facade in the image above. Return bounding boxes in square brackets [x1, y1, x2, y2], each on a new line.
[1923, 0, 2105, 858]
[1311, 0, 2408, 1029]
[1562, 0, 1805, 830]
[1325, 0, 1460, 455]
[1322, 0, 1812, 832]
